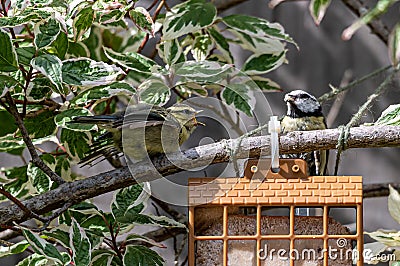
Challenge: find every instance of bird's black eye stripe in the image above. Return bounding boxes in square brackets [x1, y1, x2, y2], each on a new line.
[297, 93, 310, 99]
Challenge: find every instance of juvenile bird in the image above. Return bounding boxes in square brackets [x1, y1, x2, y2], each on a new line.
[281, 90, 328, 175]
[72, 103, 203, 165]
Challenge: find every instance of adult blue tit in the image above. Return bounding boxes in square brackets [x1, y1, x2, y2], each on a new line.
[71, 103, 204, 165]
[281, 90, 328, 175]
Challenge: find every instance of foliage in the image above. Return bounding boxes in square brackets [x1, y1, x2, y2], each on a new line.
[0, 0, 295, 264]
[364, 185, 400, 264]
[0, 0, 399, 265]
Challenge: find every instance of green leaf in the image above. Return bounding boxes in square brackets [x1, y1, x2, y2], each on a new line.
[246, 76, 281, 92]
[16, 254, 48, 266]
[177, 82, 208, 97]
[55, 108, 96, 131]
[309, 0, 331, 25]
[123, 245, 164, 266]
[51, 32, 69, 59]
[73, 6, 95, 41]
[27, 77, 54, 101]
[103, 47, 157, 74]
[31, 54, 64, 94]
[125, 234, 165, 248]
[163, 0, 216, 40]
[0, 110, 18, 136]
[73, 82, 136, 105]
[229, 28, 286, 55]
[70, 218, 91, 266]
[67, 41, 90, 57]
[0, 165, 29, 201]
[16, 46, 36, 66]
[98, 9, 127, 28]
[118, 213, 186, 228]
[34, 17, 61, 49]
[207, 27, 233, 64]
[375, 104, 400, 126]
[90, 250, 116, 266]
[222, 84, 252, 116]
[191, 33, 213, 61]
[22, 229, 65, 265]
[0, 240, 30, 258]
[60, 129, 91, 160]
[174, 61, 233, 85]
[157, 39, 184, 66]
[0, 29, 19, 72]
[62, 58, 124, 87]
[242, 52, 286, 75]
[389, 23, 400, 67]
[111, 184, 149, 222]
[0, 75, 20, 97]
[222, 14, 296, 46]
[388, 185, 400, 224]
[138, 78, 171, 105]
[0, 134, 25, 154]
[129, 7, 154, 36]
[24, 110, 56, 138]
[0, 8, 51, 28]
[27, 163, 53, 194]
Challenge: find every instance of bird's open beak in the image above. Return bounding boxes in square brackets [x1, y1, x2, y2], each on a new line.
[284, 94, 295, 102]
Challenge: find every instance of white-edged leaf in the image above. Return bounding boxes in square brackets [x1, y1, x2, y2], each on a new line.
[0, 75, 20, 97]
[54, 108, 96, 131]
[174, 60, 233, 83]
[73, 6, 95, 41]
[111, 184, 150, 222]
[157, 39, 184, 66]
[0, 240, 30, 258]
[365, 230, 400, 247]
[31, 54, 64, 94]
[191, 33, 213, 61]
[246, 76, 281, 91]
[177, 82, 208, 97]
[27, 162, 53, 194]
[125, 234, 165, 248]
[375, 104, 400, 126]
[69, 218, 91, 266]
[389, 23, 400, 67]
[309, 0, 332, 25]
[0, 8, 51, 28]
[73, 82, 136, 105]
[22, 229, 65, 265]
[138, 78, 171, 105]
[60, 129, 91, 161]
[129, 7, 154, 36]
[90, 250, 115, 266]
[207, 27, 233, 64]
[0, 29, 19, 72]
[162, 0, 216, 40]
[228, 28, 286, 55]
[242, 51, 286, 75]
[268, 0, 289, 8]
[388, 185, 400, 224]
[123, 245, 164, 266]
[62, 58, 124, 87]
[34, 17, 61, 49]
[222, 83, 253, 116]
[16, 254, 48, 266]
[103, 47, 157, 74]
[222, 14, 296, 46]
[363, 242, 388, 264]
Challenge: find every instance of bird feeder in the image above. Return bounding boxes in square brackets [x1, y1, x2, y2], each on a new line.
[188, 159, 363, 266]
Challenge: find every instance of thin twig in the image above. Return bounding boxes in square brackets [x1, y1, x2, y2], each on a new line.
[363, 183, 400, 198]
[4, 92, 65, 184]
[334, 67, 400, 174]
[318, 65, 391, 103]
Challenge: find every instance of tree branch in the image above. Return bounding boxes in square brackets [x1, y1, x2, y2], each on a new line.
[363, 183, 400, 198]
[4, 93, 65, 185]
[0, 125, 399, 225]
[341, 0, 391, 44]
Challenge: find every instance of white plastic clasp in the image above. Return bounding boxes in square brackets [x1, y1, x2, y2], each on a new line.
[268, 116, 280, 173]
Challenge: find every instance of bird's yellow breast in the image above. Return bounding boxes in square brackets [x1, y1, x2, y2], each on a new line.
[281, 116, 326, 133]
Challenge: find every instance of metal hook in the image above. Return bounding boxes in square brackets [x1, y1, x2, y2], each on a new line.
[268, 116, 280, 173]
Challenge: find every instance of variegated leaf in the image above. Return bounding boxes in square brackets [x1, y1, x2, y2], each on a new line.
[389, 23, 400, 67]
[242, 51, 286, 75]
[309, 0, 332, 25]
[129, 7, 154, 36]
